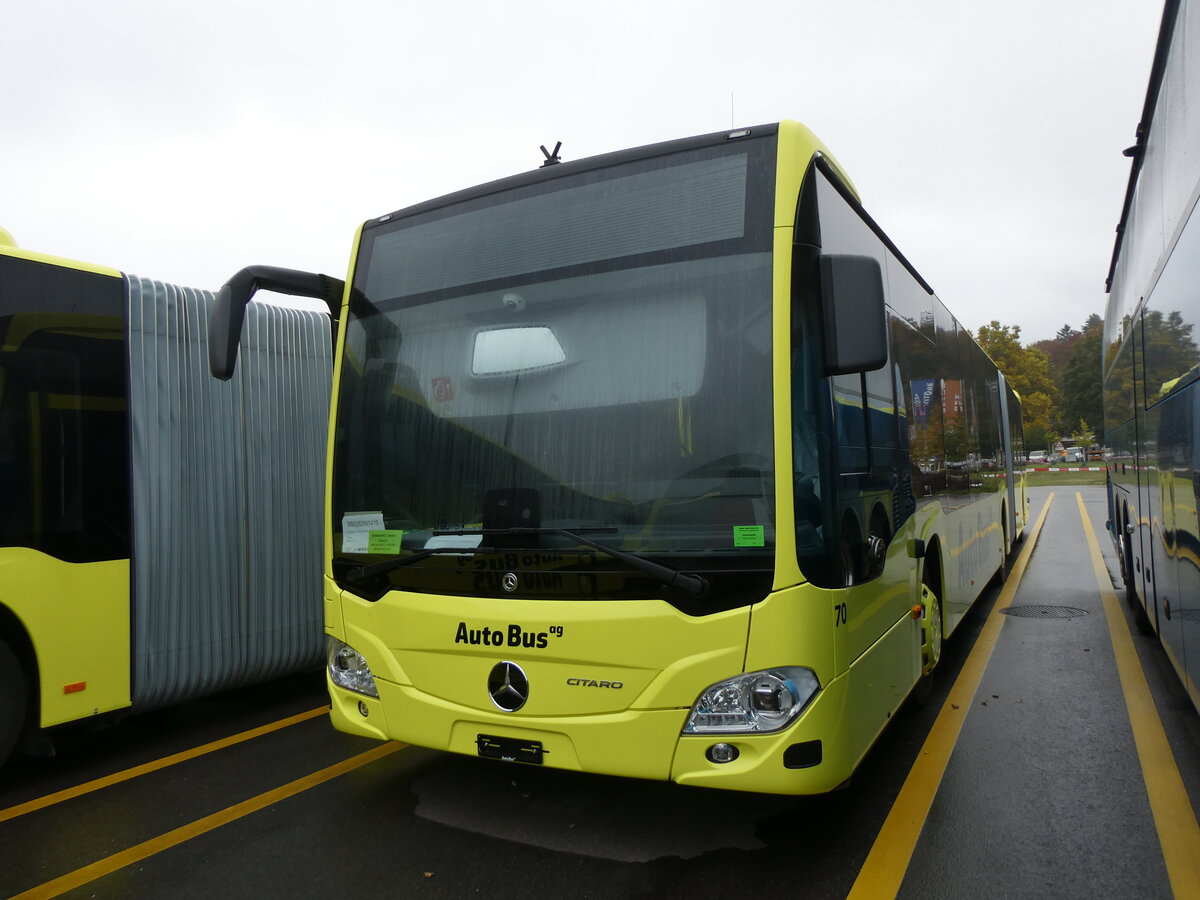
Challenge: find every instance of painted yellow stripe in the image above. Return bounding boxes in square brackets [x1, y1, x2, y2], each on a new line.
[1077, 492, 1200, 900]
[846, 493, 1054, 900]
[12, 742, 403, 900]
[0, 707, 328, 824]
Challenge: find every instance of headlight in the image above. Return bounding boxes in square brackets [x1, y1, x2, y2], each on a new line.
[327, 639, 379, 698]
[683, 667, 819, 734]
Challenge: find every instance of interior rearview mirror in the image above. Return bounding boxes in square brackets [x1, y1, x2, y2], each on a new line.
[472, 326, 566, 376]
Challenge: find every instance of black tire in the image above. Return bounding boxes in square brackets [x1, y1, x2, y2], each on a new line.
[840, 539, 857, 587]
[996, 504, 1011, 584]
[0, 640, 27, 766]
[1121, 520, 1155, 636]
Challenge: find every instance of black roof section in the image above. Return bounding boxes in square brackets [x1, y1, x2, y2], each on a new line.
[363, 124, 781, 231]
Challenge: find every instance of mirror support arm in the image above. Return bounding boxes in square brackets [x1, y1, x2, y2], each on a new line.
[209, 265, 345, 380]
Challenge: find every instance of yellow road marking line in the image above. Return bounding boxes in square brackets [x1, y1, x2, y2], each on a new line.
[11, 742, 404, 900]
[0, 706, 328, 824]
[846, 493, 1054, 900]
[1077, 492, 1200, 900]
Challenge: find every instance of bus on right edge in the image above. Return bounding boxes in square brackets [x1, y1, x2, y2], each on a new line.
[1105, 0, 1200, 714]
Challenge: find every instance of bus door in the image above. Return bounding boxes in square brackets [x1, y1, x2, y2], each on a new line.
[997, 371, 1017, 552]
[1132, 310, 1159, 630]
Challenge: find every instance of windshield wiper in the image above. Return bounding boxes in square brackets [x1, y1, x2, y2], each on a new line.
[342, 548, 456, 584]
[437, 527, 711, 598]
[337, 528, 608, 586]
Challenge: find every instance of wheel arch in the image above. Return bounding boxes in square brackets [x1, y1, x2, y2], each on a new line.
[0, 602, 40, 756]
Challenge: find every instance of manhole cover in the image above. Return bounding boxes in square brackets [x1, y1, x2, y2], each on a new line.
[1001, 605, 1089, 619]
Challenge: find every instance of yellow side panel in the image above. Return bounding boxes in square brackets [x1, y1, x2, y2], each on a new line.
[0, 547, 131, 726]
[744, 583, 837, 686]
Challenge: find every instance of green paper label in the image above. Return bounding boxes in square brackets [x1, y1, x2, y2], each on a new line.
[367, 529, 404, 554]
[733, 525, 765, 548]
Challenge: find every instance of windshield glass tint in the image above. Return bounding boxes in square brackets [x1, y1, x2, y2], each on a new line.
[333, 138, 776, 598]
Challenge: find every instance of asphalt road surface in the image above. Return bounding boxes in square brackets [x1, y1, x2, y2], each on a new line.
[1, 486, 1197, 899]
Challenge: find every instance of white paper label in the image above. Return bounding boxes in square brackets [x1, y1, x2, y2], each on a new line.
[341, 511, 384, 553]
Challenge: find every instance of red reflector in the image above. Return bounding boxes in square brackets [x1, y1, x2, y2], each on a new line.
[63, 681, 86, 694]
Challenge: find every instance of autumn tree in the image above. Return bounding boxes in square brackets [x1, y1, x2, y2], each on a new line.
[976, 321, 1058, 451]
[1060, 317, 1105, 443]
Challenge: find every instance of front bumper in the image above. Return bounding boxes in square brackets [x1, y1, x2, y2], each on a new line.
[328, 668, 855, 795]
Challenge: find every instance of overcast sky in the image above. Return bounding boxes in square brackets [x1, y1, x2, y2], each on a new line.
[2, 1, 1162, 344]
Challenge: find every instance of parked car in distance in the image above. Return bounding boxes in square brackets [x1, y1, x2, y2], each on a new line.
[1028, 451, 1048, 464]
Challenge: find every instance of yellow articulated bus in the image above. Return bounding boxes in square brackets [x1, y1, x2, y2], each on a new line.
[0, 233, 332, 766]
[211, 122, 1026, 794]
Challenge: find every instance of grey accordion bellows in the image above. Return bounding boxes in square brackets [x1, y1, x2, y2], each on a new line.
[125, 275, 331, 709]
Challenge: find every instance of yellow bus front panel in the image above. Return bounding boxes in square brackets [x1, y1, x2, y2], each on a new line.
[328, 576, 925, 794]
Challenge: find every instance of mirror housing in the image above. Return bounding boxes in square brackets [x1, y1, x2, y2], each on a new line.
[209, 265, 344, 380]
[818, 254, 887, 375]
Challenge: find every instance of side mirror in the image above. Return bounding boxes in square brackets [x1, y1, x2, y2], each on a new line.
[819, 254, 887, 375]
[209, 280, 246, 381]
[208, 266, 345, 380]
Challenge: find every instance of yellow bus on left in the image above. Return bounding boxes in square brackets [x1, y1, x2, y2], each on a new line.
[0, 230, 334, 765]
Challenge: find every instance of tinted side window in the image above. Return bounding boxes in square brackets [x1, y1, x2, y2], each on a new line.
[0, 255, 129, 562]
[812, 170, 906, 580]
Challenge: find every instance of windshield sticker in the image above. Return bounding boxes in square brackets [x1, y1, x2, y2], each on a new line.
[733, 525, 765, 548]
[367, 529, 404, 555]
[341, 511, 384, 553]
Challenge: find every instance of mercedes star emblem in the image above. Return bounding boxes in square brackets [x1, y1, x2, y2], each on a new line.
[488, 660, 529, 712]
[502, 572, 519, 592]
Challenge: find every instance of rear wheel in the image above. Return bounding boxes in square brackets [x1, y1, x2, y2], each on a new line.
[1121, 514, 1155, 636]
[992, 505, 1011, 586]
[0, 640, 27, 766]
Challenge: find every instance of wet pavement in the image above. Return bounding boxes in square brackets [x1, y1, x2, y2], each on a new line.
[0, 485, 1196, 899]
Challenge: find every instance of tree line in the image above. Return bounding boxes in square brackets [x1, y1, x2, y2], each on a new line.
[976, 311, 1200, 454]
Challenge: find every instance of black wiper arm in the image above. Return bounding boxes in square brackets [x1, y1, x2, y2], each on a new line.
[337, 528, 606, 587]
[436, 527, 711, 598]
[342, 548, 454, 584]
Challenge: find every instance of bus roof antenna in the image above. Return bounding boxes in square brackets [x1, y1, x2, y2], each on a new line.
[540, 141, 562, 167]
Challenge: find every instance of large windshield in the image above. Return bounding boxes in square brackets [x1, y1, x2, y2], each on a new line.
[333, 136, 777, 608]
